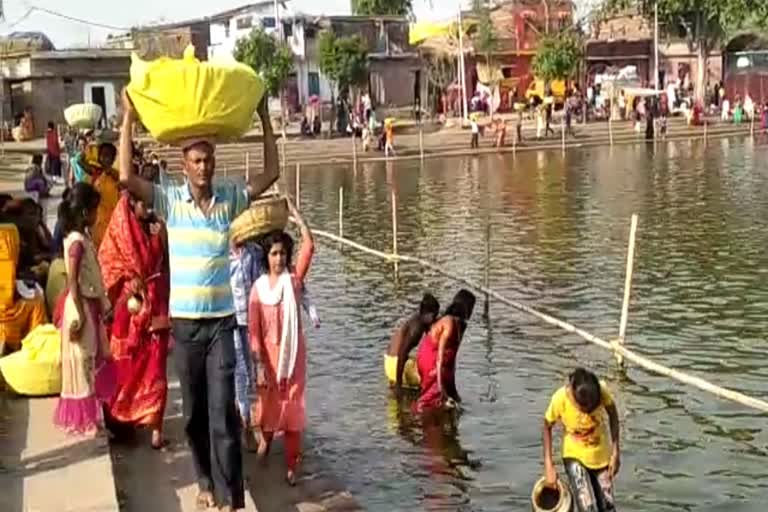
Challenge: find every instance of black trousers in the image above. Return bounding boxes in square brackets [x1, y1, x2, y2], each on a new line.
[173, 316, 244, 509]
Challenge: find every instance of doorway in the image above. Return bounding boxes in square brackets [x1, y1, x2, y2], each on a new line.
[83, 82, 116, 128]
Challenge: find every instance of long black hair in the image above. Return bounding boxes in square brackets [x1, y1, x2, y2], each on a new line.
[58, 182, 100, 235]
[569, 367, 601, 413]
[445, 289, 476, 321]
[259, 229, 295, 271]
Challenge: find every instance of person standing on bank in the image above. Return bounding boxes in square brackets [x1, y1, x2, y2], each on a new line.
[118, 90, 280, 512]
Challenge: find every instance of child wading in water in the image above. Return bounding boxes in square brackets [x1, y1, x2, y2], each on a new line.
[54, 182, 115, 436]
[543, 368, 621, 512]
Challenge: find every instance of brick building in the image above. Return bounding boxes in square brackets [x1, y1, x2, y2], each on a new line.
[0, 49, 130, 136]
[106, 19, 211, 60]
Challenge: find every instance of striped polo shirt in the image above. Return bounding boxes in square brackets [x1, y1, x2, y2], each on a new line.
[153, 180, 249, 319]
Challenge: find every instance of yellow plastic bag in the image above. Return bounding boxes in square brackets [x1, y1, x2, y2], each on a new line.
[127, 45, 265, 144]
[0, 324, 62, 396]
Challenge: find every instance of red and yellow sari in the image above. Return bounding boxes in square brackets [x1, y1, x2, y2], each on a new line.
[98, 195, 170, 428]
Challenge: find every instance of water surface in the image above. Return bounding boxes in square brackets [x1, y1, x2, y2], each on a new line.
[296, 137, 768, 511]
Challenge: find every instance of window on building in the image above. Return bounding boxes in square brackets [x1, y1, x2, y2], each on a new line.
[225, 23, 230, 38]
[305, 26, 316, 39]
[308, 71, 320, 97]
[262, 17, 276, 29]
[236, 16, 253, 30]
[283, 22, 293, 37]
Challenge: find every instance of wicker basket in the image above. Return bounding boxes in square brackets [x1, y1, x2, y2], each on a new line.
[64, 103, 103, 129]
[230, 195, 289, 245]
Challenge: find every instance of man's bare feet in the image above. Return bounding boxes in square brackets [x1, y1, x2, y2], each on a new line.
[195, 490, 215, 510]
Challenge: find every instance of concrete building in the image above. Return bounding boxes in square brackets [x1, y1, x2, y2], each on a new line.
[0, 48, 131, 136]
[587, 11, 722, 90]
[208, 1, 292, 59]
[724, 33, 768, 103]
[106, 19, 211, 60]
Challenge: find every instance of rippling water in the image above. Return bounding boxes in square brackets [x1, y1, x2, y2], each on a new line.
[294, 137, 768, 511]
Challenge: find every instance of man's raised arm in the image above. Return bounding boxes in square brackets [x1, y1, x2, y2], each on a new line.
[119, 89, 154, 205]
[248, 98, 280, 199]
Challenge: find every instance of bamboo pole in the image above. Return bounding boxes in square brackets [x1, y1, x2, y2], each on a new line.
[245, 152, 250, 182]
[751, 115, 755, 137]
[391, 188, 398, 256]
[305, 226, 768, 414]
[704, 120, 708, 145]
[483, 218, 491, 319]
[281, 135, 287, 169]
[609, 116, 614, 146]
[338, 186, 344, 238]
[561, 118, 566, 154]
[295, 163, 301, 209]
[616, 214, 638, 366]
[419, 120, 424, 160]
[351, 131, 357, 169]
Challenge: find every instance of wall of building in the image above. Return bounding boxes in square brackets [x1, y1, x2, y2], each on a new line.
[134, 22, 210, 60]
[208, 4, 290, 59]
[369, 58, 420, 107]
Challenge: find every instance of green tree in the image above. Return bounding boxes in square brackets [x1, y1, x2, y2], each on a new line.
[605, 0, 768, 100]
[233, 28, 294, 98]
[318, 31, 369, 99]
[319, 30, 369, 133]
[531, 32, 582, 85]
[351, 0, 412, 16]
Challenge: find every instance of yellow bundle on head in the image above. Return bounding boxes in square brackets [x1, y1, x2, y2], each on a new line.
[127, 45, 266, 145]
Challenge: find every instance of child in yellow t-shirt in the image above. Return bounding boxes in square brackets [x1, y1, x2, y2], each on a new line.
[543, 368, 620, 512]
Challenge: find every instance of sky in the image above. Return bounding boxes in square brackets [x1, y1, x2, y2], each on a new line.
[0, 0, 456, 48]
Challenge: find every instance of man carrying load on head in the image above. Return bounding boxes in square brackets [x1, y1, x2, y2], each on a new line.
[118, 90, 280, 512]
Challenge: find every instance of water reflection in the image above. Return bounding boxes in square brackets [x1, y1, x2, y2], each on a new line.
[295, 137, 768, 511]
[387, 394, 481, 511]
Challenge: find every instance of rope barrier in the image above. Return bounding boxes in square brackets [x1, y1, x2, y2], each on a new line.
[310, 228, 768, 413]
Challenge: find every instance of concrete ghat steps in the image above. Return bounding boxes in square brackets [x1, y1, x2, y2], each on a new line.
[0, 378, 363, 511]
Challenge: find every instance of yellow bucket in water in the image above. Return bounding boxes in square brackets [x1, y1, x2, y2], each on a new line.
[531, 477, 572, 512]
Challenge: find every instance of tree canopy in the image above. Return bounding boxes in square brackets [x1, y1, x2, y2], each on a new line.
[471, 0, 498, 59]
[233, 28, 293, 97]
[318, 30, 369, 98]
[531, 32, 582, 82]
[351, 0, 412, 16]
[604, 0, 768, 97]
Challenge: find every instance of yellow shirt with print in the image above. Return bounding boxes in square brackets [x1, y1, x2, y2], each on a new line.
[544, 381, 614, 469]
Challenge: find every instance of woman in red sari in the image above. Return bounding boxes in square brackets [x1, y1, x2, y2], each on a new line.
[416, 289, 476, 413]
[98, 192, 170, 448]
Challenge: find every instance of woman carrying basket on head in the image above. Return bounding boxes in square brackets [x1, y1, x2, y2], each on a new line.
[248, 198, 314, 486]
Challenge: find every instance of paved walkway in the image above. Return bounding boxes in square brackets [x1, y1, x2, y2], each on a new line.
[0, 371, 362, 511]
[0, 394, 119, 511]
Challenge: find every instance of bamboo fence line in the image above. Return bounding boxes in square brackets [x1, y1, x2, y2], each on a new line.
[309, 227, 768, 414]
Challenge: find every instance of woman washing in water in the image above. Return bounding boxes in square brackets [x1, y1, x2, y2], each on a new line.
[249, 198, 314, 486]
[54, 183, 116, 436]
[415, 289, 476, 413]
[98, 187, 171, 449]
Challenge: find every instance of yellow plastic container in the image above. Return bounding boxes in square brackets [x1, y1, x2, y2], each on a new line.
[0, 224, 20, 310]
[127, 45, 266, 144]
[0, 324, 62, 396]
